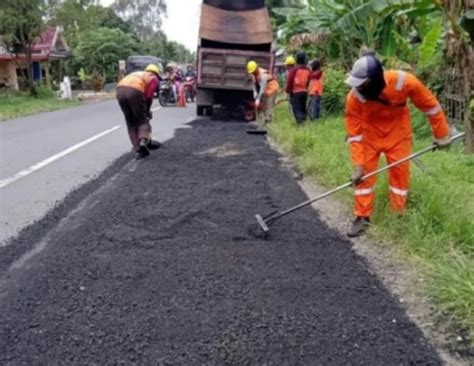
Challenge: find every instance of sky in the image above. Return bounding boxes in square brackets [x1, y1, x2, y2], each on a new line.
[100, 0, 201, 52]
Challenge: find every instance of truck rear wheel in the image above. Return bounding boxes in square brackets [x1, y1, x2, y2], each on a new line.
[197, 105, 213, 116]
[197, 105, 205, 116]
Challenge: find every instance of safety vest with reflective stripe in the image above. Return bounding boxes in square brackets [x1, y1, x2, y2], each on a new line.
[344, 70, 449, 166]
[253, 68, 279, 96]
[118, 71, 155, 93]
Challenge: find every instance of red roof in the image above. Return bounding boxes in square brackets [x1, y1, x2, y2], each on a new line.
[33, 27, 58, 52]
[0, 27, 69, 61]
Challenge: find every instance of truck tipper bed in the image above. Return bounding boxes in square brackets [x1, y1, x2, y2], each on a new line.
[196, 0, 275, 116]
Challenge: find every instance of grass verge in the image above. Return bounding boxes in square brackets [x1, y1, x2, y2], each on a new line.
[0, 92, 81, 121]
[269, 104, 474, 343]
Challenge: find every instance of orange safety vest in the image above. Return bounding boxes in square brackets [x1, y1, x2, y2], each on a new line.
[345, 70, 449, 166]
[254, 68, 279, 96]
[309, 74, 324, 96]
[118, 71, 155, 93]
[292, 68, 310, 93]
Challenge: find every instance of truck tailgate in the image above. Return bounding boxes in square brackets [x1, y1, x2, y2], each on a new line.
[197, 48, 274, 91]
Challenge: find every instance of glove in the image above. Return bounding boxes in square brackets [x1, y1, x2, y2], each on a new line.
[147, 111, 153, 120]
[351, 165, 365, 185]
[434, 135, 451, 150]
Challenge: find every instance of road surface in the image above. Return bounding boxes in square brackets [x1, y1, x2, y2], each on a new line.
[0, 100, 195, 245]
[0, 113, 441, 364]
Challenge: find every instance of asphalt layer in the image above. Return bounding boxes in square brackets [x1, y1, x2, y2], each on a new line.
[0, 119, 440, 365]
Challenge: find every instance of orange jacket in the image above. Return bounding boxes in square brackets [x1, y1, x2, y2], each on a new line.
[345, 70, 450, 166]
[253, 68, 279, 96]
[118, 71, 156, 94]
[286, 66, 310, 94]
[309, 71, 324, 96]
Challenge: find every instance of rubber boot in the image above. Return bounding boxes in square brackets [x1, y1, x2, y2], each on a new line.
[136, 139, 150, 160]
[147, 140, 162, 150]
[347, 217, 371, 238]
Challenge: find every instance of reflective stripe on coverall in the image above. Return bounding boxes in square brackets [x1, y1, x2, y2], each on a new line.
[345, 70, 450, 217]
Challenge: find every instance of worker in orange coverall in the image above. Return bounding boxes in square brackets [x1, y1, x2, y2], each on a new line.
[344, 55, 451, 237]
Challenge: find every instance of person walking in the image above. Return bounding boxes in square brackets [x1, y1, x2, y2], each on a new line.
[285, 51, 310, 124]
[247, 61, 280, 123]
[116, 64, 162, 160]
[344, 55, 451, 237]
[308, 59, 324, 121]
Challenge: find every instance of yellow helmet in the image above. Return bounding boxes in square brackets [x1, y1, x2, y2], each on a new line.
[284, 56, 296, 66]
[145, 64, 160, 75]
[247, 61, 258, 74]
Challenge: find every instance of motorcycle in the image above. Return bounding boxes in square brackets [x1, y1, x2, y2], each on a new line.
[158, 77, 176, 107]
[183, 76, 196, 103]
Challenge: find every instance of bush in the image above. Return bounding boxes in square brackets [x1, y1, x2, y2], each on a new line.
[35, 84, 54, 98]
[322, 67, 348, 114]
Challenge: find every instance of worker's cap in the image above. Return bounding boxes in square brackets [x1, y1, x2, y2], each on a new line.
[145, 64, 160, 75]
[345, 56, 382, 88]
[247, 61, 258, 74]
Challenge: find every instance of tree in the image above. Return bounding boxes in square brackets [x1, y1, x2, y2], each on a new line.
[0, 0, 46, 95]
[74, 27, 139, 82]
[112, 0, 167, 40]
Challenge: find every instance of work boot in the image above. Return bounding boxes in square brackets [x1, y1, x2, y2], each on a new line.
[147, 139, 162, 150]
[135, 139, 150, 160]
[347, 216, 371, 238]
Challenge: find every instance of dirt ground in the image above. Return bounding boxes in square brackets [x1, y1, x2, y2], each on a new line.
[0, 119, 443, 364]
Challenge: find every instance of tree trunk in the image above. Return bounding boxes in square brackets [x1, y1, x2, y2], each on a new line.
[45, 59, 51, 89]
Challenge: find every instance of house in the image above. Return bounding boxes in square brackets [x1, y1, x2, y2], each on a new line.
[0, 26, 70, 91]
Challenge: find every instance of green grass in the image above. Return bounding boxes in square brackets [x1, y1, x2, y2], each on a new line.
[269, 104, 474, 341]
[0, 92, 81, 121]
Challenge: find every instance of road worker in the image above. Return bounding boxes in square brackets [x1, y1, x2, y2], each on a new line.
[247, 60, 279, 123]
[285, 51, 310, 124]
[116, 64, 162, 160]
[308, 58, 324, 120]
[345, 55, 451, 237]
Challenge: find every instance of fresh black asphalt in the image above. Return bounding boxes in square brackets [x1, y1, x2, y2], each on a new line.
[0, 119, 440, 365]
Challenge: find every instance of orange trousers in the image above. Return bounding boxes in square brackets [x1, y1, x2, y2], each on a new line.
[354, 138, 412, 217]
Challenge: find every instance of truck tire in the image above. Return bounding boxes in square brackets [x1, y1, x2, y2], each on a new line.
[205, 106, 213, 116]
[197, 105, 205, 116]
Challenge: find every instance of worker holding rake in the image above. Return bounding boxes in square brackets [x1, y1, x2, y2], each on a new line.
[344, 55, 451, 237]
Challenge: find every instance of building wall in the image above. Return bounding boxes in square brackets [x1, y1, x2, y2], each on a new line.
[0, 60, 19, 90]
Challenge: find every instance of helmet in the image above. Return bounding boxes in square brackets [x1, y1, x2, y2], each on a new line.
[284, 56, 295, 66]
[145, 64, 160, 75]
[247, 61, 258, 74]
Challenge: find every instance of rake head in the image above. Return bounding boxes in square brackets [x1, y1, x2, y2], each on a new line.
[255, 214, 270, 232]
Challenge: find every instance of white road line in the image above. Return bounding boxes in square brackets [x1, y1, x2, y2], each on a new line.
[152, 106, 162, 112]
[0, 125, 122, 189]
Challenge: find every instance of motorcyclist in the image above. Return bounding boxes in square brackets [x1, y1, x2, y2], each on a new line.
[185, 64, 196, 78]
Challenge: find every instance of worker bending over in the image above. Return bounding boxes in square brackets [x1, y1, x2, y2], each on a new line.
[247, 61, 279, 124]
[345, 55, 451, 237]
[116, 64, 162, 160]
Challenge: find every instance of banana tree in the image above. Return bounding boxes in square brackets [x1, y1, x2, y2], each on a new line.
[272, 0, 444, 67]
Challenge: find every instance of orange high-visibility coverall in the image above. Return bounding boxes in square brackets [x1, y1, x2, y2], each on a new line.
[345, 70, 450, 217]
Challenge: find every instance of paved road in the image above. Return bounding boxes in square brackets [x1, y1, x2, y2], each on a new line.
[0, 100, 195, 244]
[0, 118, 440, 364]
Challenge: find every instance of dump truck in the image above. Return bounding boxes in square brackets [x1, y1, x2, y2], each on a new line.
[196, 0, 275, 116]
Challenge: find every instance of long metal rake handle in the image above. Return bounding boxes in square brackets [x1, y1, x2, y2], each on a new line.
[258, 133, 466, 228]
